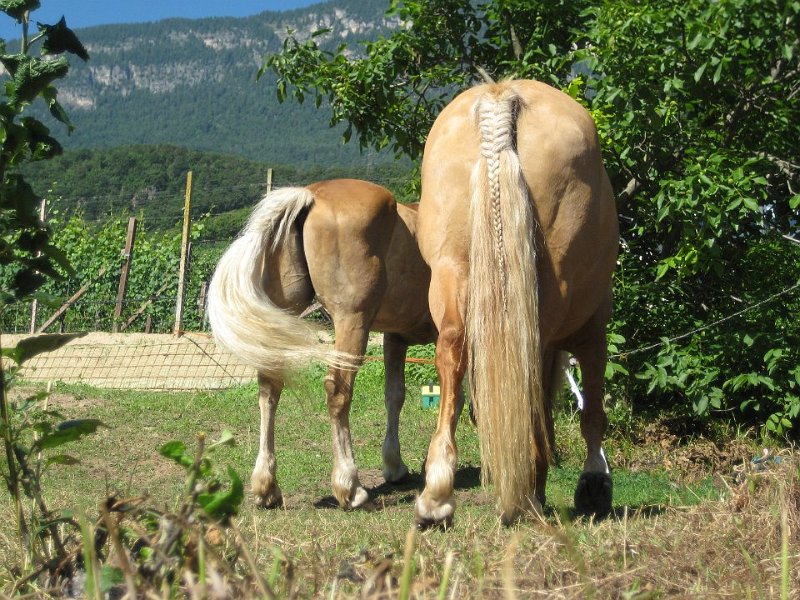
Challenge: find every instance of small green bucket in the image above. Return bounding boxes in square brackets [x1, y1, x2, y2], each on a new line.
[420, 383, 440, 409]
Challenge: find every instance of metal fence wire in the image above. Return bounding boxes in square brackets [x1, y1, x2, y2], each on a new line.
[2, 333, 256, 391]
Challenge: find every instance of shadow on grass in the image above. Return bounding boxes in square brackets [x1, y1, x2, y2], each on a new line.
[311, 465, 673, 522]
[313, 466, 483, 510]
[555, 503, 669, 522]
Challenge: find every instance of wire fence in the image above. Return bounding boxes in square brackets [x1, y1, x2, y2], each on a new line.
[2, 332, 256, 391]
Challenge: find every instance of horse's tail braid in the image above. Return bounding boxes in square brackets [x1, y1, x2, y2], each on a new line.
[467, 83, 549, 522]
[208, 187, 354, 379]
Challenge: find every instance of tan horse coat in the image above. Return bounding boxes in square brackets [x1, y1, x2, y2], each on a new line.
[415, 80, 619, 525]
[209, 179, 435, 508]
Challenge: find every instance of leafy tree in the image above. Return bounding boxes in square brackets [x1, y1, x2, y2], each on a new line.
[266, 0, 800, 436]
[0, 0, 97, 580]
[0, 0, 88, 301]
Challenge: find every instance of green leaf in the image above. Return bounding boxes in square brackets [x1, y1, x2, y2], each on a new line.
[159, 440, 193, 468]
[6, 55, 69, 105]
[208, 429, 235, 450]
[0, 0, 40, 21]
[712, 59, 724, 84]
[693, 62, 707, 82]
[686, 31, 704, 50]
[35, 418, 106, 450]
[2, 332, 87, 365]
[197, 466, 244, 521]
[655, 261, 670, 280]
[99, 566, 124, 593]
[37, 17, 90, 61]
[694, 396, 709, 415]
[40, 243, 74, 275]
[41, 86, 74, 131]
[742, 197, 759, 212]
[789, 194, 800, 210]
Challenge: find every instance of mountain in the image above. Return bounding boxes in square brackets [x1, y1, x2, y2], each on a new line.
[25, 0, 397, 167]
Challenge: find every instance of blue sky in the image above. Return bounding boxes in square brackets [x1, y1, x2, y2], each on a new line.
[0, 0, 322, 41]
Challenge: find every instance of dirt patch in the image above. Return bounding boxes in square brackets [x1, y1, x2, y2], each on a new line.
[1, 332, 256, 390]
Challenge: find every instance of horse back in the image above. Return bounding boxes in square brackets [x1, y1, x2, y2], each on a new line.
[419, 80, 618, 344]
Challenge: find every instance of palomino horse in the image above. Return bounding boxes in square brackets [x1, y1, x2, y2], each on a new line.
[415, 80, 619, 526]
[208, 179, 436, 508]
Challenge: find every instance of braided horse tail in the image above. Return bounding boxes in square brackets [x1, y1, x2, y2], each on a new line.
[467, 83, 550, 521]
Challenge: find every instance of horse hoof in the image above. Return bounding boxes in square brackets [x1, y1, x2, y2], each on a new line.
[254, 488, 284, 510]
[383, 462, 410, 484]
[414, 494, 455, 529]
[416, 514, 454, 531]
[574, 471, 612, 518]
[350, 486, 369, 508]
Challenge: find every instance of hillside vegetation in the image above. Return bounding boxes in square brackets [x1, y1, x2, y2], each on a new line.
[23, 145, 414, 226]
[13, 0, 397, 167]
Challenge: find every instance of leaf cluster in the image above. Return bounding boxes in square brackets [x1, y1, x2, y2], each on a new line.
[265, 0, 800, 436]
[0, 0, 87, 302]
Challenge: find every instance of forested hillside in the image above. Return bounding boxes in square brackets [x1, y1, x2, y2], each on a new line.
[23, 145, 414, 226]
[1, 1, 413, 227]
[13, 0, 396, 166]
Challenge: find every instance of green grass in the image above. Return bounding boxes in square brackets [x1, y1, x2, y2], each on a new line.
[22, 370, 719, 516]
[5, 363, 789, 599]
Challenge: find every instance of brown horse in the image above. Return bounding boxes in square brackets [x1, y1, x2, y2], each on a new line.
[415, 80, 619, 526]
[208, 179, 436, 508]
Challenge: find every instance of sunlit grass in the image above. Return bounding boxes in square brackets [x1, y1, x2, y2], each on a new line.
[3, 364, 790, 598]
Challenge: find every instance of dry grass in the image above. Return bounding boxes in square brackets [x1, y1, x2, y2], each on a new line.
[0, 382, 797, 598]
[217, 453, 798, 599]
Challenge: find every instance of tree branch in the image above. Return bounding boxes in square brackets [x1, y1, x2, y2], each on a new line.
[502, 10, 524, 61]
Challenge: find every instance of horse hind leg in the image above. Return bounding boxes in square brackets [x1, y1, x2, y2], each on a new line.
[567, 304, 613, 518]
[415, 270, 467, 528]
[325, 315, 373, 508]
[382, 333, 410, 483]
[252, 373, 285, 508]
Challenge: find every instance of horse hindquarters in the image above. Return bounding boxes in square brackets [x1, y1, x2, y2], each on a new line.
[208, 187, 343, 380]
[416, 84, 549, 526]
[302, 180, 399, 508]
[208, 187, 321, 509]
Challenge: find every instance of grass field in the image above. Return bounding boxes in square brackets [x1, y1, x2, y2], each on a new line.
[1, 360, 798, 598]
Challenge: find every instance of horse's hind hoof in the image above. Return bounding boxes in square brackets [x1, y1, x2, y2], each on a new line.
[415, 514, 453, 531]
[254, 489, 284, 510]
[574, 471, 612, 518]
[414, 494, 455, 530]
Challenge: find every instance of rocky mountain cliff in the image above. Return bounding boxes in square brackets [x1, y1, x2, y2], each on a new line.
[27, 0, 396, 167]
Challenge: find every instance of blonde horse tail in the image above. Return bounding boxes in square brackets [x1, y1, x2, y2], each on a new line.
[208, 187, 353, 380]
[467, 83, 550, 521]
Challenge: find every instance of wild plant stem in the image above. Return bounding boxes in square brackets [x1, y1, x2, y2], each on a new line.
[0, 337, 29, 549]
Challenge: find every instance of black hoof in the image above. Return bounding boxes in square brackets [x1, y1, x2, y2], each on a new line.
[574, 471, 612, 518]
[415, 515, 453, 531]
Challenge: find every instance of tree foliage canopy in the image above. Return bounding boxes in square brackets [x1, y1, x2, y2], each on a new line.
[267, 0, 800, 436]
[0, 0, 87, 301]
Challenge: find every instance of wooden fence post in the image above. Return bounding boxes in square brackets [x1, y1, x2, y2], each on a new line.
[112, 217, 137, 333]
[36, 267, 108, 333]
[197, 280, 208, 315]
[266, 167, 273, 194]
[29, 199, 47, 333]
[174, 171, 193, 335]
